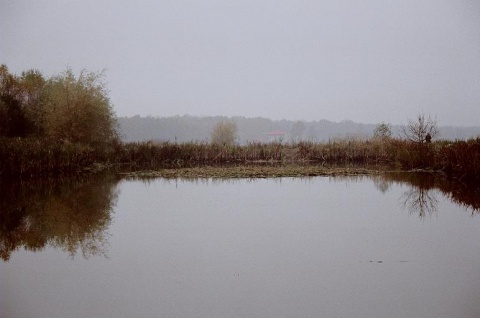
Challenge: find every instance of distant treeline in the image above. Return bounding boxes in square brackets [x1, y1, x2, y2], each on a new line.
[118, 115, 480, 144]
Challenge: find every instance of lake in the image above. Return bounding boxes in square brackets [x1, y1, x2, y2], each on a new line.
[1, 172, 480, 318]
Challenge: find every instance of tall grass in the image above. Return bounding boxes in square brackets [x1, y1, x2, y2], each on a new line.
[2, 136, 480, 181]
[116, 141, 286, 166]
[0, 137, 114, 178]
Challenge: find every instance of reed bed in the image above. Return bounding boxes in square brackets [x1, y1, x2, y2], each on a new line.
[2, 137, 480, 181]
[116, 141, 286, 166]
[0, 137, 114, 178]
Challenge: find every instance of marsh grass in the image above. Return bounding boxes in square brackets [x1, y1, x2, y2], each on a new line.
[116, 141, 286, 166]
[0, 137, 114, 178]
[113, 137, 480, 181]
[2, 137, 480, 181]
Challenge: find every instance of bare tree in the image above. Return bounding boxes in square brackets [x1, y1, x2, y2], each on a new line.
[402, 113, 438, 143]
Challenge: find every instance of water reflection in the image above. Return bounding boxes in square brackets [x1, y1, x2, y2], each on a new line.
[136, 172, 480, 218]
[400, 187, 439, 219]
[372, 176, 391, 194]
[377, 172, 480, 217]
[1, 170, 479, 261]
[0, 174, 119, 261]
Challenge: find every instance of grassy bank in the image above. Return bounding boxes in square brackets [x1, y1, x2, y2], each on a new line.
[1, 137, 480, 181]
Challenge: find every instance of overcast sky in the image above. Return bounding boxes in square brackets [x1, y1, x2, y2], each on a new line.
[1, 0, 480, 125]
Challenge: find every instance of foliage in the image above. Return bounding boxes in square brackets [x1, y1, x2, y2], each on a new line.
[0, 65, 46, 137]
[0, 65, 118, 146]
[211, 120, 238, 146]
[42, 69, 118, 145]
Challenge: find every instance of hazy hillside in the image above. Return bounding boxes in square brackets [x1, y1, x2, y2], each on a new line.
[118, 115, 480, 144]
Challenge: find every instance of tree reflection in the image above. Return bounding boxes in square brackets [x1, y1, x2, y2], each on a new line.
[372, 175, 391, 194]
[443, 181, 480, 215]
[0, 174, 119, 261]
[396, 173, 439, 219]
[400, 187, 439, 219]
[379, 172, 480, 217]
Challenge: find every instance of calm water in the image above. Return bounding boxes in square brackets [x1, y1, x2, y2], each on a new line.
[1, 173, 480, 318]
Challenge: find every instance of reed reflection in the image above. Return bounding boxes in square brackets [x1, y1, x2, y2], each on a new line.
[0, 174, 119, 261]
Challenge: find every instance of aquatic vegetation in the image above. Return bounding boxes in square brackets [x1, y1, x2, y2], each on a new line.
[118, 165, 379, 179]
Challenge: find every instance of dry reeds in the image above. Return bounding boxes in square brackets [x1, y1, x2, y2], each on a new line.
[0, 137, 114, 179]
[2, 137, 480, 181]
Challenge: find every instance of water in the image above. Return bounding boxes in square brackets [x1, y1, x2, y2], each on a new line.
[1, 173, 480, 318]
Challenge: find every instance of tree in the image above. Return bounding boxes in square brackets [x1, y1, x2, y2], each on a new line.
[0, 65, 48, 137]
[42, 69, 118, 145]
[373, 122, 392, 140]
[402, 113, 438, 143]
[290, 120, 306, 142]
[211, 120, 237, 146]
[1, 65, 118, 145]
[0, 64, 31, 137]
[18, 69, 47, 135]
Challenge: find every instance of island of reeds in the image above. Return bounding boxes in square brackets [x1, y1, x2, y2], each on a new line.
[1, 65, 479, 182]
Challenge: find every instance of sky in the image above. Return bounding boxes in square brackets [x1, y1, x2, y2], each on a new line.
[1, 0, 480, 126]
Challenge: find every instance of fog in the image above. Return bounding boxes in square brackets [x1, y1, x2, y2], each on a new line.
[1, 0, 480, 126]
